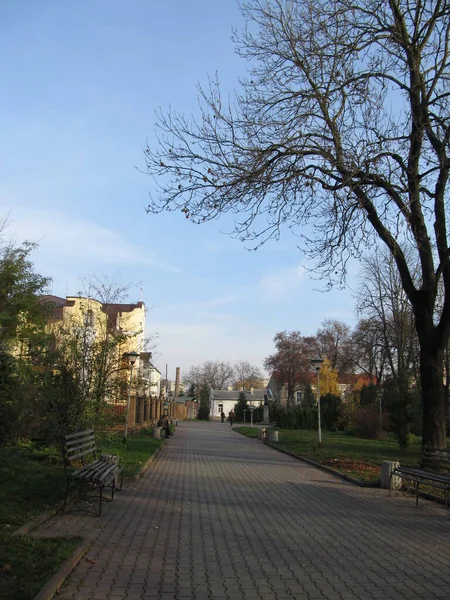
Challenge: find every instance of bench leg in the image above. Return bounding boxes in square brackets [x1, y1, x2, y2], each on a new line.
[62, 479, 71, 514]
[116, 470, 123, 492]
[98, 485, 103, 517]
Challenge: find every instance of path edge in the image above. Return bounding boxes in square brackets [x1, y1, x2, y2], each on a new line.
[263, 439, 380, 488]
[33, 538, 92, 600]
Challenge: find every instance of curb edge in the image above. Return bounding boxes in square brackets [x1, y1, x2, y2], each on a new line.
[264, 441, 381, 488]
[33, 538, 91, 600]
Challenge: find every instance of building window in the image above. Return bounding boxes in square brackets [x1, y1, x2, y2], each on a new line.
[296, 391, 302, 405]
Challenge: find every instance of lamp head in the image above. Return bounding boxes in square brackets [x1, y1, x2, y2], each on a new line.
[310, 357, 324, 371]
[124, 351, 140, 366]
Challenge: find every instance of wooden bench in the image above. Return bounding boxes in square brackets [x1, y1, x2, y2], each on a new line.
[62, 429, 123, 516]
[390, 448, 450, 508]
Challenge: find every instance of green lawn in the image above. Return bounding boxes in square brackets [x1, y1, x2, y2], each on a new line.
[235, 427, 424, 481]
[235, 426, 259, 438]
[98, 427, 165, 477]
[0, 427, 166, 600]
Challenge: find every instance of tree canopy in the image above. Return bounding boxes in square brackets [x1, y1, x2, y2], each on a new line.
[0, 241, 50, 347]
[146, 0, 450, 448]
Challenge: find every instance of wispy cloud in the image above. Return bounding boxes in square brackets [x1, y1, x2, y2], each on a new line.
[7, 208, 180, 272]
[150, 322, 225, 339]
[161, 296, 236, 314]
[259, 263, 306, 301]
[193, 312, 234, 321]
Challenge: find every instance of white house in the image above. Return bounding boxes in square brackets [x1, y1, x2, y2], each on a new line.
[209, 388, 273, 420]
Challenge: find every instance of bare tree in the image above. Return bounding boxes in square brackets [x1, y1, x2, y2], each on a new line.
[316, 319, 354, 376]
[355, 249, 420, 388]
[183, 360, 235, 394]
[352, 318, 388, 384]
[145, 1, 450, 448]
[264, 331, 316, 404]
[233, 360, 263, 390]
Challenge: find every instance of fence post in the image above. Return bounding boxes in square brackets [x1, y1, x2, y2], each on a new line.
[128, 394, 136, 431]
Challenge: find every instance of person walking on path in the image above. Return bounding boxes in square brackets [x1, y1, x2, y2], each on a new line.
[221, 411, 225, 423]
[228, 409, 235, 426]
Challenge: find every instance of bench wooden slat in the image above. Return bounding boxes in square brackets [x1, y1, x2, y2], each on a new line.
[65, 448, 96, 463]
[64, 436, 95, 448]
[65, 436, 95, 448]
[392, 471, 450, 488]
[62, 429, 122, 516]
[64, 441, 96, 455]
[64, 429, 95, 440]
[71, 460, 102, 479]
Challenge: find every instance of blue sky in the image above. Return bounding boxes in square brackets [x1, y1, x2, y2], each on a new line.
[1, 0, 357, 379]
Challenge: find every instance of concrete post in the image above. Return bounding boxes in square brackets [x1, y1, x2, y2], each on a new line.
[128, 394, 136, 430]
[138, 396, 145, 424]
[381, 460, 401, 489]
[150, 396, 155, 421]
[268, 430, 279, 442]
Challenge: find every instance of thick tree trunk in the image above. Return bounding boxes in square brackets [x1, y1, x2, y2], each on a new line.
[420, 344, 446, 449]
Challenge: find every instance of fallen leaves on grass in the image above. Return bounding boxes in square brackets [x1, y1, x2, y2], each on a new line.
[321, 458, 381, 479]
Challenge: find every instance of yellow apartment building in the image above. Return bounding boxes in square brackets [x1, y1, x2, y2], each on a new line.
[40, 295, 147, 397]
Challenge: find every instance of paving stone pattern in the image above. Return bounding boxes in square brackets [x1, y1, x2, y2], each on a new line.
[34, 422, 450, 599]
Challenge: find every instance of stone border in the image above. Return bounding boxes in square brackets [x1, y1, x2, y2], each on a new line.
[12, 509, 58, 537]
[263, 439, 380, 488]
[33, 538, 92, 600]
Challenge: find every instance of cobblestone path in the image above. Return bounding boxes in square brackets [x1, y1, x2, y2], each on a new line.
[34, 421, 450, 599]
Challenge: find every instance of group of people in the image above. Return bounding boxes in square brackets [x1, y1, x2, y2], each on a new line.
[221, 410, 235, 425]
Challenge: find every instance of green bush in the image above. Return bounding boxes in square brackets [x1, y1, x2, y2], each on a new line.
[353, 407, 382, 440]
[337, 401, 358, 431]
[197, 387, 210, 420]
[0, 352, 42, 446]
[320, 394, 341, 430]
[234, 391, 248, 422]
[383, 376, 420, 450]
[270, 405, 317, 429]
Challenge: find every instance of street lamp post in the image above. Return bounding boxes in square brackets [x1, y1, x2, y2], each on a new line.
[243, 409, 246, 424]
[123, 351, 140, 444]
[310, 357, 324, 449]
[377, 388, 383, 434]
[249, 405, 254, 427]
